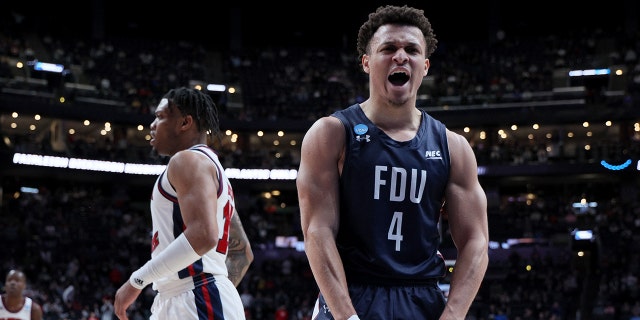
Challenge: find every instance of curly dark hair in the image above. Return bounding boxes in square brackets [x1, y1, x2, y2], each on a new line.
[163, 87, 221, 142]
[356, 5, 438, 62]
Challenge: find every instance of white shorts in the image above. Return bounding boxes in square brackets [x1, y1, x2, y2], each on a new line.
[150, 274, 245, 320]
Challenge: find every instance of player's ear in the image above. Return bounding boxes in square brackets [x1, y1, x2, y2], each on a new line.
[424, 59, 430, 77]
[362, 54, 370, 74]
[180, 115, 193, 129]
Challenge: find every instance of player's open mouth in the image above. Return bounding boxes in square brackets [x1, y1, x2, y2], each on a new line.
[388, 72, 410, 85]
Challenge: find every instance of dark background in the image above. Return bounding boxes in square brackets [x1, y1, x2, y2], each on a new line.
[3, 0, 637, 50]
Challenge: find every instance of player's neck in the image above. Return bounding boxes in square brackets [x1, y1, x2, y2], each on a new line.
[2, 295, 26, 312]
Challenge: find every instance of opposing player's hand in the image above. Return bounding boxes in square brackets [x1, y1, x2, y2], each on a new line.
[114, 281, 142, 320]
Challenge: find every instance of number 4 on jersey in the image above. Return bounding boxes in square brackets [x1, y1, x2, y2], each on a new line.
[388, 211, 403, 251]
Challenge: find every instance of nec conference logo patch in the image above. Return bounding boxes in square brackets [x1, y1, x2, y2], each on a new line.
[425, 150, 442, 159]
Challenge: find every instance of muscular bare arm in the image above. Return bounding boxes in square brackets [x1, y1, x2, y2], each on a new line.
[116, 151, 215, 320]
[226, 210, 254, 286]
[171, 151, 253, 287]
[168, 150, 220, 254]
[297, 116, 358, 319]
[32, 301, 43, 320]
[440, 131, 489, 320]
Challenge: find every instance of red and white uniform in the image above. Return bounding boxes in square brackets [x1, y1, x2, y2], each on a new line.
[148, 144, 244, 320]
[0, 296, 33, 320]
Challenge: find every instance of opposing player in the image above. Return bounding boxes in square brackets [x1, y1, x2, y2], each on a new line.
[114, 87, 253, 320]
[0, 269, 43, 320]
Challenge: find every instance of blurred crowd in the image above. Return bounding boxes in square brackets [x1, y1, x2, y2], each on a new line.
[1, 8, 640, 121]
[2, 13, 640, 169]
[1, 169, 639, 319]
[1, 7, 640, 320]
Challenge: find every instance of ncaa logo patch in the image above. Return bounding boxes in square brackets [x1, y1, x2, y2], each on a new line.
[354, 124, 368, 135]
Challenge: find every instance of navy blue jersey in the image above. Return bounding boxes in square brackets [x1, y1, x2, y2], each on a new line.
[333, 104, 450, 286]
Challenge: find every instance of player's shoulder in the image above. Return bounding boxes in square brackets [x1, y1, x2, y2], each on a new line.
[307, 115, 343, 135]
[445, 129, 478, 172]
[445, 129, 469, 146]
[31, 298, 44, 315]
[168, 147, 211, 169]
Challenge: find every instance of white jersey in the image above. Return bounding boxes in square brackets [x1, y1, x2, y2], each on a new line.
[149, 144, 236, 292]
[0, 296, 33, 320]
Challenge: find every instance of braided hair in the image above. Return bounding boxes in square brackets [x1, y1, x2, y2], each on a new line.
[162, 87, 221, 144]
[356, 5, 438, 62]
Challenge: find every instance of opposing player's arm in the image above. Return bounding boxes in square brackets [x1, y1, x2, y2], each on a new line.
[168, 150, 220, 254]
[32, 301, 43, 320]
[226, 209, 254, 286]
[124, 151, 218, 294]
[441, 130, 489, 319]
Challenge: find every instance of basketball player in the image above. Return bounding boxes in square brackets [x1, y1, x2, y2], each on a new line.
[297, 5, 489, 319]
[0, 269, 43, 320]
[114, 87, 253, 320]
